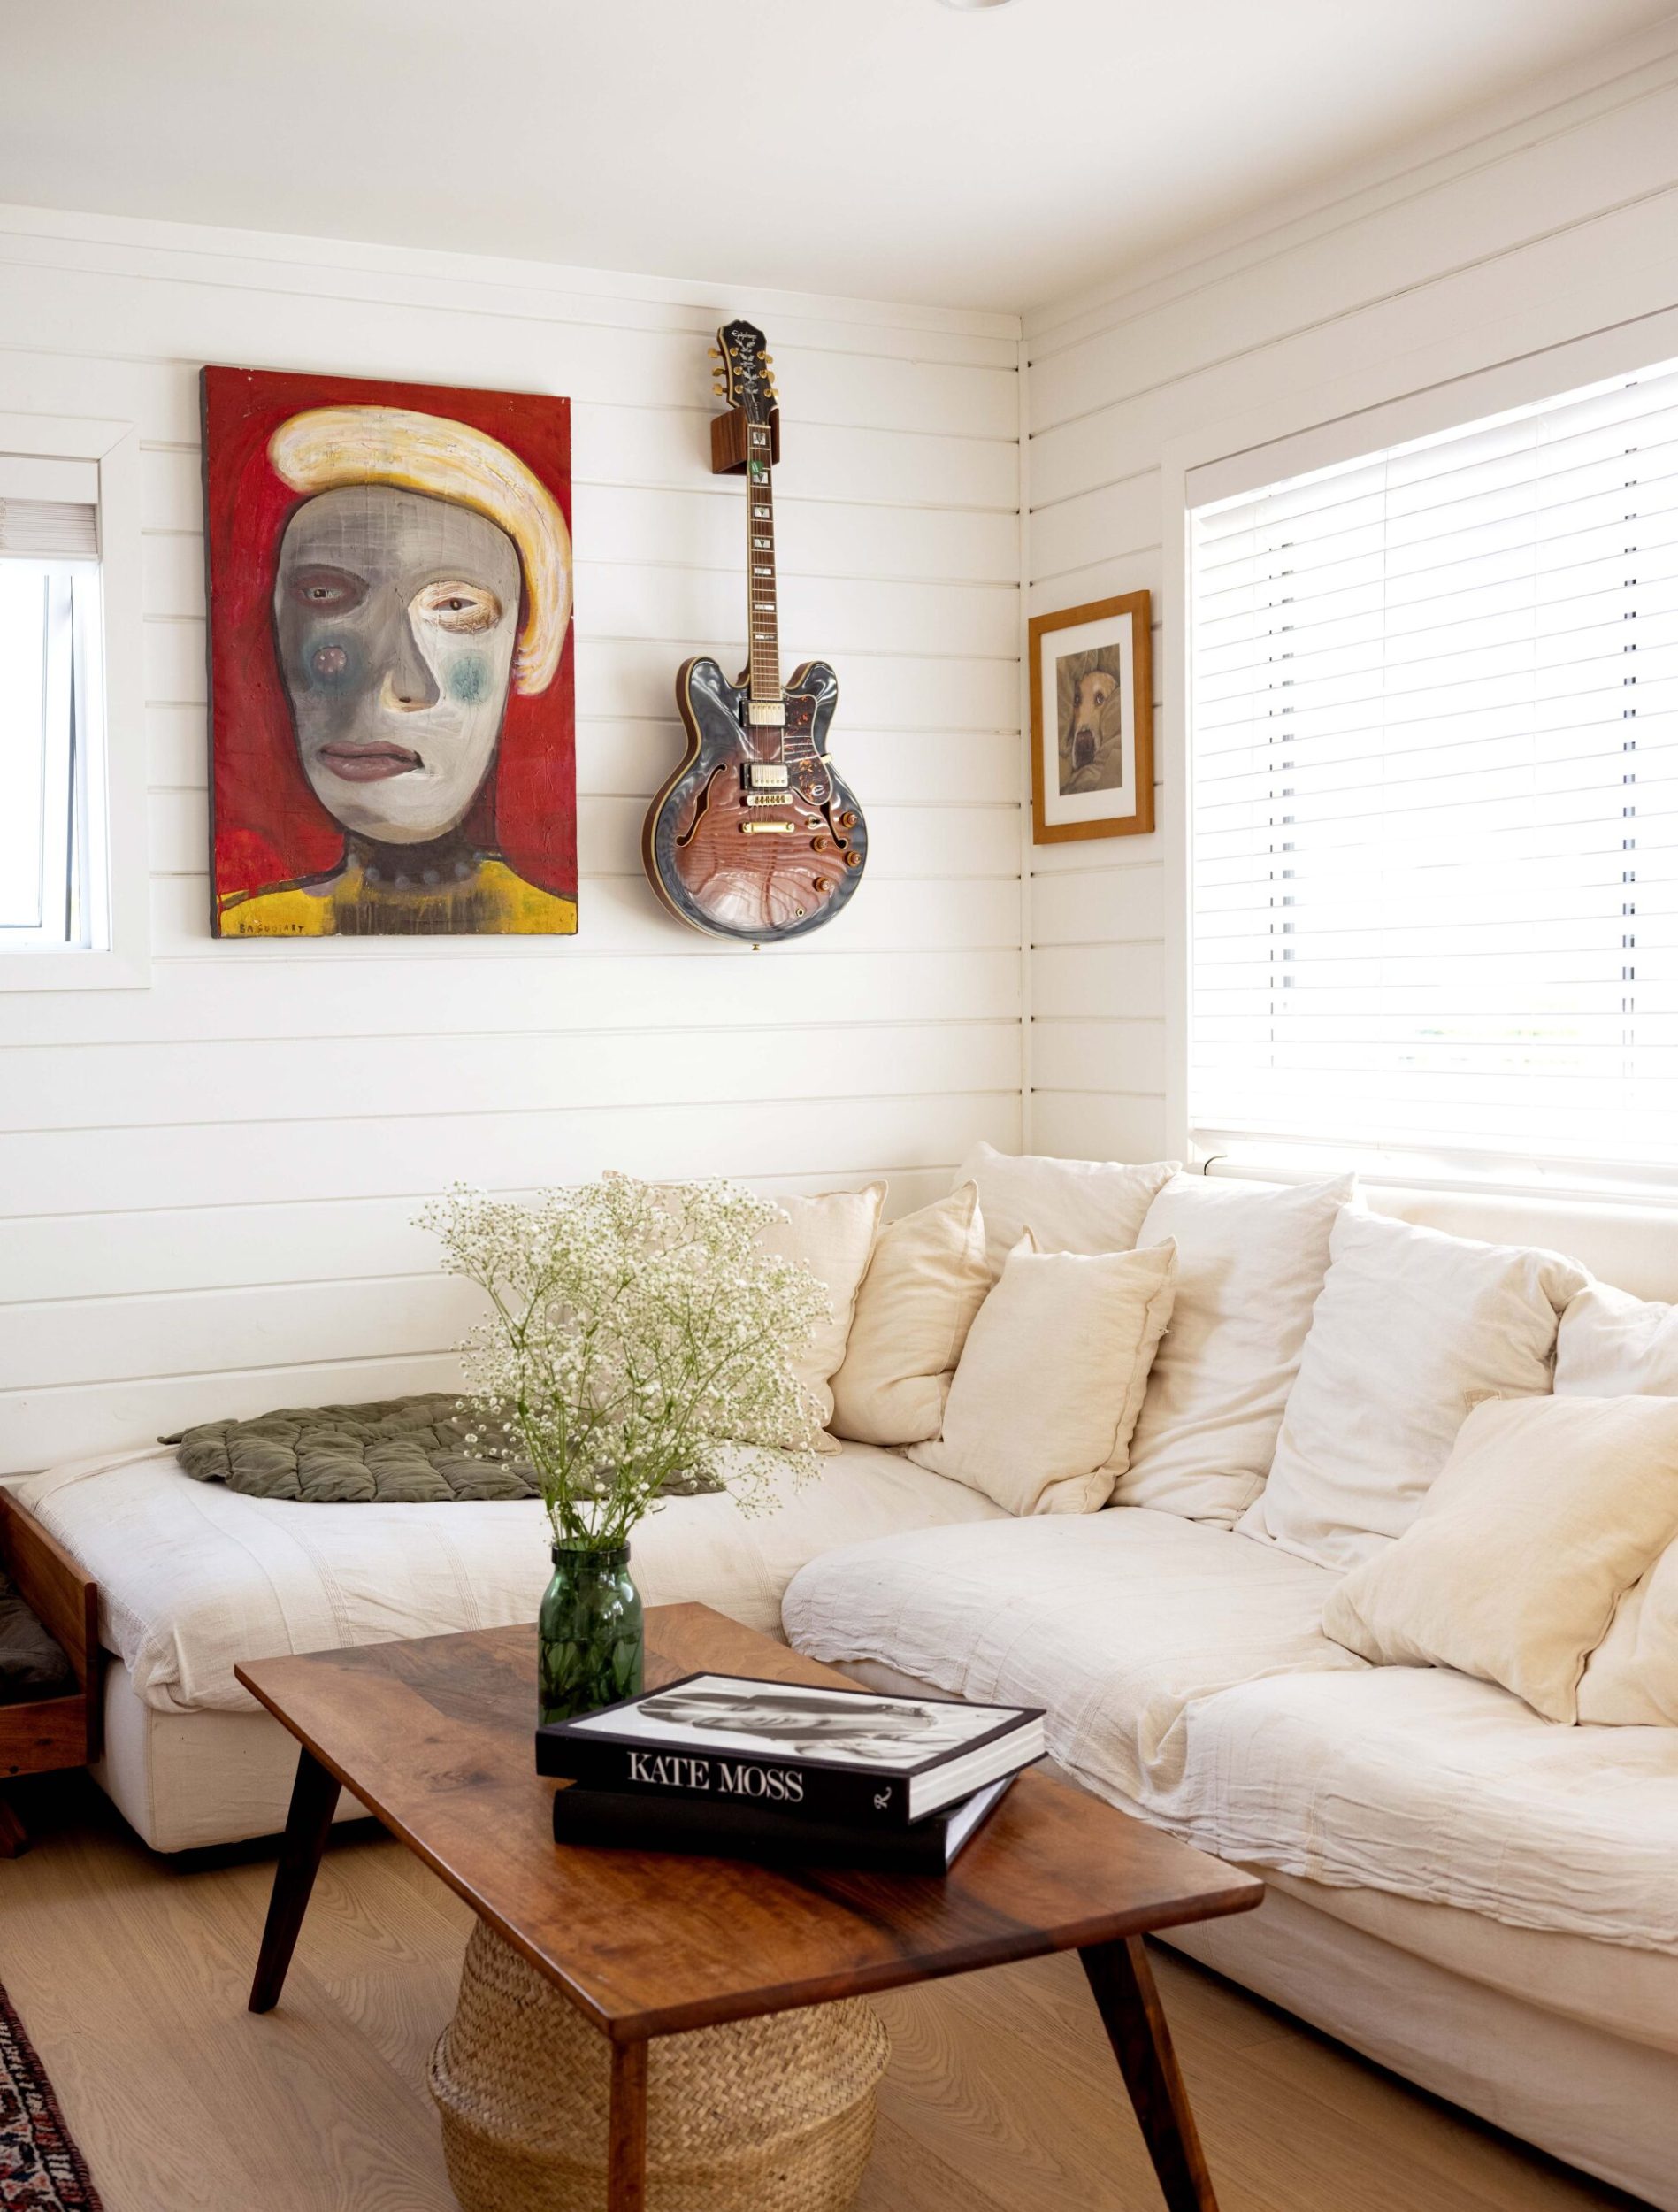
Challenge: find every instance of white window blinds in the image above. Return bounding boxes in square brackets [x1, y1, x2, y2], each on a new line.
[0, 456, 99, 560]
[0, 497, 98, 561]
[1188, 354, 1678, 1184]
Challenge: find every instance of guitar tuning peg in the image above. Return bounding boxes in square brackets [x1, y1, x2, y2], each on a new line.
[762, 355, 774, 365]
[712, 383, 727, 396]
[708, 347, 723, 359]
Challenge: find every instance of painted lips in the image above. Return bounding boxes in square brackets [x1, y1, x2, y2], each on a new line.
[318, 741, 421, 781]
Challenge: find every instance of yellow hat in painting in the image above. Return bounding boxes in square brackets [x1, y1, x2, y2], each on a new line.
[267, 406, 571, 695]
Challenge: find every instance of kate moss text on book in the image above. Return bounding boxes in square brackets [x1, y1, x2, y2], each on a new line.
[628, 1749, 808, 1804]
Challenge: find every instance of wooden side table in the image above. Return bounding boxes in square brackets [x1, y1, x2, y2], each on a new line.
[240, 1605, 1264, 2212]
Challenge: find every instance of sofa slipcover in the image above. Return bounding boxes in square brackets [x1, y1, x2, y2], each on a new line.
[781, 1509, 1366, 1801]
[19, 1440, 1008, 1717]
[785, 1519, 1678, 1955]
[1159, 1664, 1678, 1954]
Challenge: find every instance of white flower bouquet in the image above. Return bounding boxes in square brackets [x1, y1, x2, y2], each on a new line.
[423, 1174, 830, 1553]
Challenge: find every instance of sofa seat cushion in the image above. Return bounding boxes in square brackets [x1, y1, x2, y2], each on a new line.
[1159, 1666, 1678, 1955]
[19, 1440, 1006, 1717]
[782, 1509, 1365, 1803]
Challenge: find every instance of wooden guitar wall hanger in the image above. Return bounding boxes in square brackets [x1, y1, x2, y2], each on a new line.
[641, 319, 868, 943]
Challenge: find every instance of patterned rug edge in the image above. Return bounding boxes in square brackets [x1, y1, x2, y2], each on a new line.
[0, 1978, 105, 2211]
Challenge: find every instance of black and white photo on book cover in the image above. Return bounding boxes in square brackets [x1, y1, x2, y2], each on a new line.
[564, 1672, 1029, 1772]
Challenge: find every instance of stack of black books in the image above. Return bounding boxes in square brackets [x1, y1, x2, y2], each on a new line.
[536, 1671, 1046, 1874]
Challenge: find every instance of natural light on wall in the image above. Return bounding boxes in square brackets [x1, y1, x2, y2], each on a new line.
[0, 468, 106, 952]
[1188, 354, 1678, 1191]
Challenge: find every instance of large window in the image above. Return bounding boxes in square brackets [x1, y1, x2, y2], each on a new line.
[1188, 355, 1678, 1187]
[0, 466, 106, 955]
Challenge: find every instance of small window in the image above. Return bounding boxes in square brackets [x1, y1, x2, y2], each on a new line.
[0, 464, 107, 955]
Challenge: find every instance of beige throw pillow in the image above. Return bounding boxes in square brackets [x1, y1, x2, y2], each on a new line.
[1554, 1281, 1678, 1724]
[760, 1185, 885, 1445]
[1239, 1210, 1588, 1571]
[908, 1235, 1177, 1516]
[953, 1141, 1178, 1277]
[1555, 1281, 1678, 1397]
[1322, 1394, 1678, 1723]
[1579, 1539, 1678, 1724]
[1115, 1172, 1354, 1525]
[829, 1184, 992, 1447]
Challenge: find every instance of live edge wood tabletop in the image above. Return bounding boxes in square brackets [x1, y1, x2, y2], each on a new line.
[236, 1603, 1264, 2212]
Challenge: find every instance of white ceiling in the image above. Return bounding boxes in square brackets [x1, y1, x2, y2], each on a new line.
[2, 0, 1671, 315]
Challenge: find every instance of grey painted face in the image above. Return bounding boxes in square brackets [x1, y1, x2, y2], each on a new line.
[274, 485, 520, 846]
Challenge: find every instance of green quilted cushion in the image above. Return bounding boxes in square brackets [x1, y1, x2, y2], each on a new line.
[164, 1394, 723, 1503]
[164, 1395, 540, 1503]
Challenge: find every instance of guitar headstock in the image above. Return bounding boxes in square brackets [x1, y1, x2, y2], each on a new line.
[711, 319, 778, 426]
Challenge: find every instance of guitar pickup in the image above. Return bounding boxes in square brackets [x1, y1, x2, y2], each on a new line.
[747, 763, 788, 787]
[747, 703, 786, 728]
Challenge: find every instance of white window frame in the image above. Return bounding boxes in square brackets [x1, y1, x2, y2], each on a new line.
[1161, 296, 1678, 1202]
[0, 411, 148, 991]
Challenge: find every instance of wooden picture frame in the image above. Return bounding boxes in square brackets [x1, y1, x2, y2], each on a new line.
[1029, 590, 1153, 843]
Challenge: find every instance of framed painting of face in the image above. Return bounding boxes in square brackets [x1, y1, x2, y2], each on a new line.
[202, 365, 576, 937]
[1028, 590, 1153, 844]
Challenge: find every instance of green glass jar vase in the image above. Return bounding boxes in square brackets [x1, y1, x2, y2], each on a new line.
[537, 1544, 644, 1724]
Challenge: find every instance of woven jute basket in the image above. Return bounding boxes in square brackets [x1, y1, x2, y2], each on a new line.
[429, 1920, 890, 2212]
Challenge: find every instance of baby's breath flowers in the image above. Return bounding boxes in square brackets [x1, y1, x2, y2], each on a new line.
[421, 1176, 828, 1552]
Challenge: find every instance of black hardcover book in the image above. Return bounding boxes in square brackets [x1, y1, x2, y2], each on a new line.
[553, 1773, 1015, 1873]
[535, 1670, 1045, 1830]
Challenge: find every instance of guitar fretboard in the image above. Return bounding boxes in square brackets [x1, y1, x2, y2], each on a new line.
[745, 421, 781, 709]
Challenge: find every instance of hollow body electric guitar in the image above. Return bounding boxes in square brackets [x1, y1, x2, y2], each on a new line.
[642, 321, 868, 941]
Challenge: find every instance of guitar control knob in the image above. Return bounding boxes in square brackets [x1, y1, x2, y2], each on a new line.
[811, 834, 830, 852]
[813, 879, 831, 895]
[839, 810, 858, 830]
[844, 849, 862, 870]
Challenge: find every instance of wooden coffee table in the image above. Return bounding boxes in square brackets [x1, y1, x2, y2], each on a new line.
[237, 1603, 1263, 2211]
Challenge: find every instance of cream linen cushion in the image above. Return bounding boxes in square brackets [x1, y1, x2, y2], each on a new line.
[1115, 1173, 1354, 1525]
[908, 1236, 1177, 1516]
[1579, 1540, 1678, 1724]
[1555, 1280, 1678, 1396]
[829, 1183, 992, 1448]
[1554, 1281, 1678, 1723]
[953, 1141, 1177, 1277]
[1322, 1394, 1678, 1723]
[1240, 1210, 1588, 1572]
[760, 1184, 885, 1446]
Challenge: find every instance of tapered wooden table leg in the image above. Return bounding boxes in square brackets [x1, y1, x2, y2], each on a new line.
[248, 1747, 341, 2014]
[1082, 1935, 1220, 2212]
[607, 2037, 649, 2210]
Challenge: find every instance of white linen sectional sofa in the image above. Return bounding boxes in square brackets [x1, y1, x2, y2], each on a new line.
[17, 1164, 1678, 2208]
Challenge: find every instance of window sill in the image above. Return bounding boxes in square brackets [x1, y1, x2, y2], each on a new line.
[0, 946, 150, 992]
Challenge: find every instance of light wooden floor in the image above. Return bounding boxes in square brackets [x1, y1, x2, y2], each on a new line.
[0, 1777, 1647, 2212]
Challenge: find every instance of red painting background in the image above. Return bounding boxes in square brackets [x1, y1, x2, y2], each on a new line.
[202, 365, 576, 905]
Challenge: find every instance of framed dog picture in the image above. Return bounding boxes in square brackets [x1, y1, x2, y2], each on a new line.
[1029, 590, 1153, 843]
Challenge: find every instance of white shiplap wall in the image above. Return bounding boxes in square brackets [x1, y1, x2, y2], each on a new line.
[0, 208, 1023, 1473]
[1023, 27, 1678, 1167]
